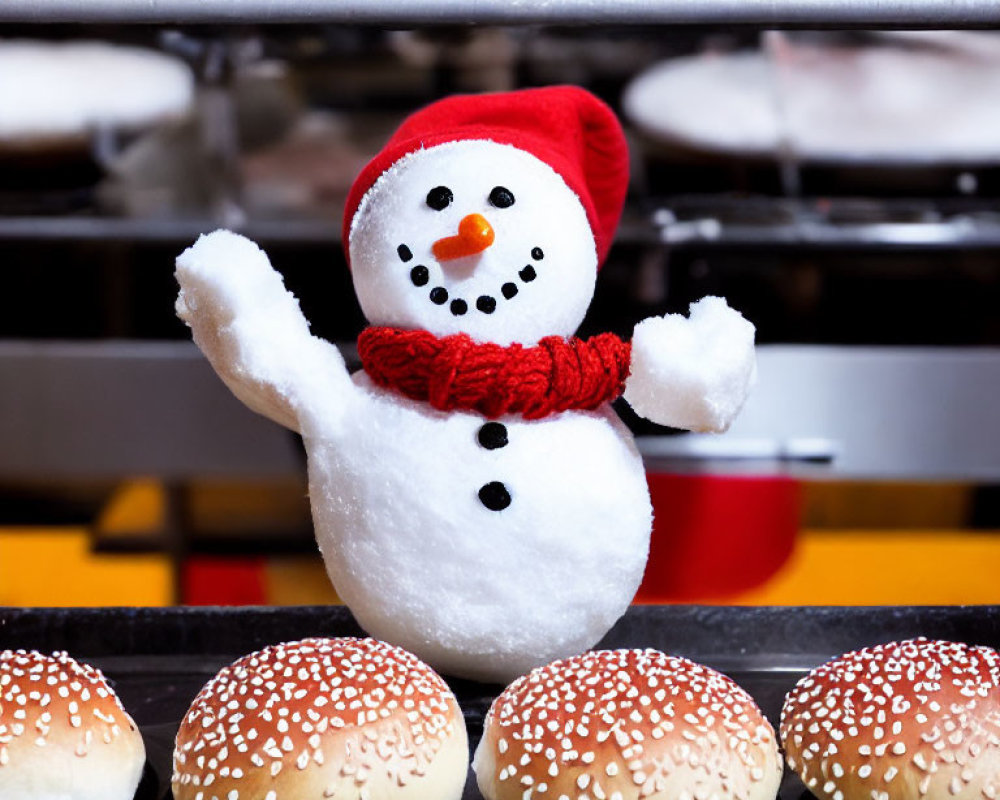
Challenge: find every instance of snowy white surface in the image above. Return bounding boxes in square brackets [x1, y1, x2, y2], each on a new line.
[0, 40, 193, 141]
[623, 34, 1000, 163]
[624, 296, 756, 433]
[302, 377, 651, 683]
[350, 140, 597, 346]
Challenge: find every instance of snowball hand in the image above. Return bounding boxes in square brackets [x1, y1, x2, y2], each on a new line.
[175, 229, 352, 433]
[623, 296, 757, 433]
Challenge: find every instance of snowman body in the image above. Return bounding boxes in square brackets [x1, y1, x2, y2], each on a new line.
[302, 373, 651, 682]
[175, 90, 756, 682]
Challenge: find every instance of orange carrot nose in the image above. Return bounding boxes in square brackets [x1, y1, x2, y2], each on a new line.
[432, 213, 495, 261]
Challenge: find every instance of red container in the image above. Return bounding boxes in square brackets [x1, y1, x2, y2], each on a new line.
[635, 473, 799, 602]
[183, 558, 267, 606]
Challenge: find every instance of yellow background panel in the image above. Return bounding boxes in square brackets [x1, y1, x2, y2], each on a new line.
[97, 479, 166, 536]
[264, 557, 342, 605]
[183, 479, 311, 535]
[729, 529, 1000, 605]
[801, 482, 972, 529]
[0, 528, 171, 606]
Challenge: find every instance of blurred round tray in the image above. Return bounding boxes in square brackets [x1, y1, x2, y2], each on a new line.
[622, 34, 1000, 167]
[0, 40, 193, 151]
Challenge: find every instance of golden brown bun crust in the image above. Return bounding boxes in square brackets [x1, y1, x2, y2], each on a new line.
[475, 648, 781, 800]
[0, 649, 146, 800]
[172, 636, 468, 800]
[780, 637, 1000, 800]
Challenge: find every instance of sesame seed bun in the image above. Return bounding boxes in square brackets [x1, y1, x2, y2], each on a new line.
[474, 648, 782, 800]
[172, 636, 468, 800]
[0, 649, 146, 800]
[780, 637, 1000, 800]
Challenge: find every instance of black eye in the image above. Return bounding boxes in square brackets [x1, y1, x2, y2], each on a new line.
[489, 186, 515, 208]
[426, 186, 453, 211]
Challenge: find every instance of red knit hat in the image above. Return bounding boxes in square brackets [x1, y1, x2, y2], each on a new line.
[343, 86, 629, 268]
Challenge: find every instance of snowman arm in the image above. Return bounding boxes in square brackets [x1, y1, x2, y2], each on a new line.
[622, 296, 757, 433]
[175, 229, 353, 433]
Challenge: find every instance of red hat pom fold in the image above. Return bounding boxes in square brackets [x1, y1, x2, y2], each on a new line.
[343, 86, 629, 269]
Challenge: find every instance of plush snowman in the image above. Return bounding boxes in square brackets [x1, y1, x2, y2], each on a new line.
[175, 87, 756, 683]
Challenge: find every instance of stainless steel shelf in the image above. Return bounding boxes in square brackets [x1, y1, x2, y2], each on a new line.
[0, 341, 303, 481]
[642, 346, 1000, 482]
[0, 215, 660, 245]
[657, 216, 1000, 250]
[1, 0, 999, 26]
[6, 209, 1000, 249]
[3, 342, 998, 481]
[0, 216, 340, 244]
[653, 197, 1000, 250]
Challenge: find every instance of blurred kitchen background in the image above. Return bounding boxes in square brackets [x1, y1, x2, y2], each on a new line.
[1, 20, 998, 607]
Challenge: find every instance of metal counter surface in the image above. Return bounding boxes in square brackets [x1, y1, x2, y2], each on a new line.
[1, 0, 999, 26]
[5, 342, 998, 481]
[1, 605, 998, 798]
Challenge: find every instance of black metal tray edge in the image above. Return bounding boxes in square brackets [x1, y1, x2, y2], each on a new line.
[2, 604, 998, 664]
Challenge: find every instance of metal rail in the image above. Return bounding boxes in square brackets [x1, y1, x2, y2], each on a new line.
[0, 216, 340, 244]
[1, 0, 999, 26]
[653, 197, 1000, 250]
[0, 216, 655, 245]
[656, 215, 1000, 250]
[4, 211, 1000, 249]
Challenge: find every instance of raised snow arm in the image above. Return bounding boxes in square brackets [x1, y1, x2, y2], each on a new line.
[175, 229, 353, 433]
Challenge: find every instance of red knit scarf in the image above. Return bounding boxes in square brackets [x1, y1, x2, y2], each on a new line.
[357, 326, 632, 420]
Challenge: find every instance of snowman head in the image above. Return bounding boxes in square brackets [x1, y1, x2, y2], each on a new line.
[344, 87, 629, 347]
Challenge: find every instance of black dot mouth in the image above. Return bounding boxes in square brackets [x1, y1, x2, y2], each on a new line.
[401, 243, 544, 317]
[410, 265, 429, 286]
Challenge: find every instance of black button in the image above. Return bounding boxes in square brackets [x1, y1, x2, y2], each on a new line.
[476, 295, 497, 314]
[398, 244, 413, 262]
[479, 481, 511, 511]
[501, 282, 518, 299]
[450, 299, 468, 316]
[519, 265, 536, 282]
[477, 422, 508, 450]
[410, 265, 429, 286]
[531, 246, 544, 260]
[430, 287, 449, 304]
